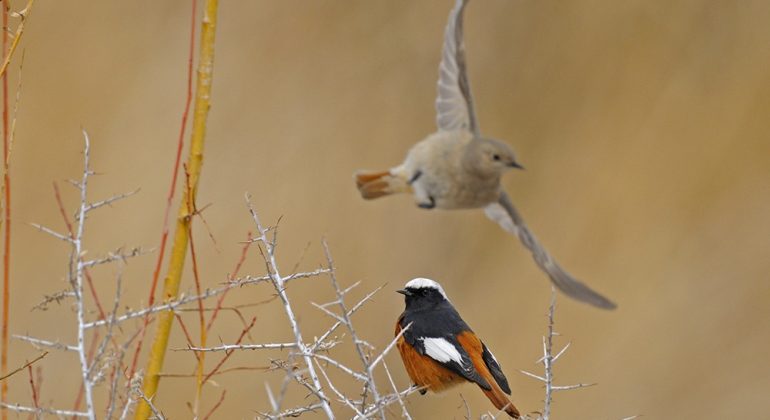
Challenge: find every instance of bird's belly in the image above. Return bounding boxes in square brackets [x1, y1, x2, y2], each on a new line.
[417, 173, 499, 210]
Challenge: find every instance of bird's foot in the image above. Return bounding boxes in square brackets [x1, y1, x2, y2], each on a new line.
[418, 387, 427, 395]
[417, 196, 436, 209]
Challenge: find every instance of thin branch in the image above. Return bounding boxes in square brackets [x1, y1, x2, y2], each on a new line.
[84, 269, 326, 330]
[0, 351, 46, 381]
[0, 402, 88, 418]
[83, 188, 140, 213]
[257, 403, 324, 419]
[12, 335, 77, 352]
[80, 246, 150, 269]
[369, 322, 410, 370]
[0, 0, 34, 79]
[201, 390, 226, 420]
[246, 196, 334, 419]
[519, 287, 596, 420]
[205, 231, 251, 333]
[381, 360, 412, 420]
[314, 361, 365, 417]
[28, 222, 73, 243]
[321, 240, 383, 416]
[182, 342, 301, 352]
[26, 364, 40, 417]
[201, 316, 257, 384]
[73, 130, 96, 420]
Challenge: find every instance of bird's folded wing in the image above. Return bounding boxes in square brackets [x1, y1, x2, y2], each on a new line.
[436, 0, 479, 135]
[481, 342, 511, 395]
[410, 334, 492, 391]
[484, 191, 617, 310]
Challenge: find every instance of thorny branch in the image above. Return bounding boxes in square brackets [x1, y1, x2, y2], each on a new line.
[519, 287, 596, 420]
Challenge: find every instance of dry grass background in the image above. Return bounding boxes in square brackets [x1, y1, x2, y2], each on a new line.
[5, 0, 770, 418]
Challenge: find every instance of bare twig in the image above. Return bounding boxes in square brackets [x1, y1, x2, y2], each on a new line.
[320, 240, 383, 416]
[0, 402, 88, 417]
[519, 287, 596, 420]
[72, 130, 96, 420]
[201, 390, 226, 420]
[0, 351, 46, 382]
[246, 196, 334, 418]
[83, 188, 140, 213]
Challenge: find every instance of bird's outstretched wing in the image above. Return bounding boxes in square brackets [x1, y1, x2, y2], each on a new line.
[436, 0, 479, 135]
[484, 191, 617, 310]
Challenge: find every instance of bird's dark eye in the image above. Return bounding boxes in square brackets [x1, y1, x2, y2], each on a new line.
[492, 154, 501, 161]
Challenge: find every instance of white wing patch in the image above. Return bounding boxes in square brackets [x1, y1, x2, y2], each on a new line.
[421, 337, 463, 364]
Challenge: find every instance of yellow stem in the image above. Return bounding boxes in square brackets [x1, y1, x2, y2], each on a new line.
[134, 0, 218, 418]
[0, 0, 35, 80]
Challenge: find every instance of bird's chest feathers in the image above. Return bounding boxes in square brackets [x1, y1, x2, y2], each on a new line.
[404, 132, 500, 208]
[417, 167, 500, 209]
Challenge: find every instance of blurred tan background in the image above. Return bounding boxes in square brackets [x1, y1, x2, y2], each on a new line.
[4, 0, 770, 418]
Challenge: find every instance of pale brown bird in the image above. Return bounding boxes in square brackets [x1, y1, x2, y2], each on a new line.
[355, 0, 616, 309]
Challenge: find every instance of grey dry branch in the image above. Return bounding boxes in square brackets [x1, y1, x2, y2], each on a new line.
[83, 268, 329, 330]
[321, 241, 383, 415]
[245, 194, 335, 419]
[173, 199, 420, 419]
[0, 402, 89, 417]
[17, 134, 150, 420]
[518, 287, 596, 420]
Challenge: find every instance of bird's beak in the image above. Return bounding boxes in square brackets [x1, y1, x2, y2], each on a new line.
[396, 289, 412, 296]
[508, 161, 525, 170]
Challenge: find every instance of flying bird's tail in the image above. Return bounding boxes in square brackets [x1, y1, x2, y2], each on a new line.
[484, 191, 617, 310]
[354, 170, 410, 200]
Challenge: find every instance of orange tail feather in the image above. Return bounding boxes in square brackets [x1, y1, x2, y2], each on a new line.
[481, 384, 520, 418]
[354, 170, 409, 200]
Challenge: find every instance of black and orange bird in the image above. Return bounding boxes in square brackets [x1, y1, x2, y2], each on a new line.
[395, 278, 520, 418]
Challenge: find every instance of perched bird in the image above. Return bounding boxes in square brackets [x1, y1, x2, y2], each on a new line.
[395, 278, 521, 418]
[355, 0, 615, 309]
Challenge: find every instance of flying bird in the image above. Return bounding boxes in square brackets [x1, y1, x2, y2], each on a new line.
[395, 278, 521, 418]
[355, 0, 615, 310]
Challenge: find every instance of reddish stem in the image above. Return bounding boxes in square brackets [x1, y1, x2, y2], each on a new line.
[26, 365, 38, 409]
[52, 182, 73, 237]
[174, 313, 200, 363]
[202, 316, 256, 384]
[201, 390, 226, 420]
[205, 232, 252, 333]
[128, 0, 198, 380]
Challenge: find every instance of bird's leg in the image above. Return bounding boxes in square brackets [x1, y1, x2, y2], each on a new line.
[408, 170, 423, 184]
[411, 176, 436, 209]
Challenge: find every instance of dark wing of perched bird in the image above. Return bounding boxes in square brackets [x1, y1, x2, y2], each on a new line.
[436, 0, 479, 136]
[481, 341, 511, 394]
[399, 311, 492, 390]
[485, 191, 617, 309]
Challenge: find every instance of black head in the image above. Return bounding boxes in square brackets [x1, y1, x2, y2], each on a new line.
[396, 278, 450, 311]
